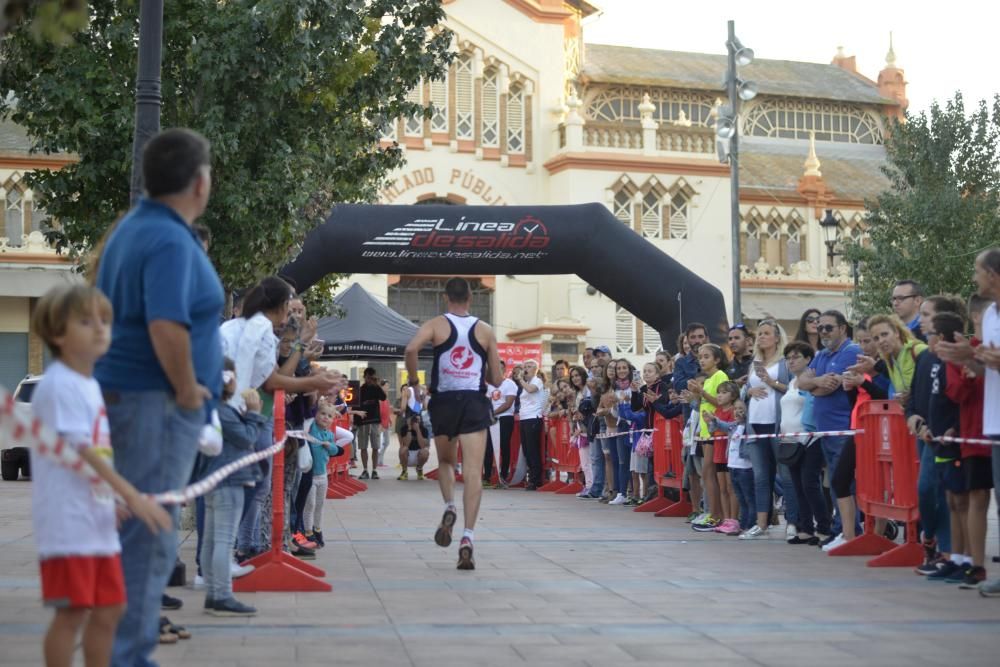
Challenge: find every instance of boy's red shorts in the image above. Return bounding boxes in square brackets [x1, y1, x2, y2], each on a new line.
[39, 554, 126, 608]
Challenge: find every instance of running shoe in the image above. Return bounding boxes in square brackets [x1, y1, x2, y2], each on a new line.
[359, 471, 370, 480]
[416, 469, 424, 480]
[457, 537, 475, 570]
[608, 494, 627, 505]
[230, 560, 255, 578]
[739, 525, 770, 540]
[398, 470, 409, 480]
[959, 566, 987, 589]
[945, 564, 973, 584]
[926, 560, 963, 581]
[978, 578, 1000, 597]
[692, 515, 720, 532]
[435, 506, 457, 547]
[822, 533, 848, 552]
[685, 511, 702, 523]
[161, 594, 183, 611]
[915, 556, 948, 576]
[293, 532, 317, 549]
[312, 530, 325, 548]
[371, 470, 379, 480]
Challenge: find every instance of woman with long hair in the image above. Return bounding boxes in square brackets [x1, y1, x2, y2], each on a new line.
[739, 319, 795, 540]
[567, 365, 593, 494]
[794, 308, 822, 351]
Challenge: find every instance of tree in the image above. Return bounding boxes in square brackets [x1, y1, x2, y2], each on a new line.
[0, 0, 452, 315]
[850, 93, 1000, 314]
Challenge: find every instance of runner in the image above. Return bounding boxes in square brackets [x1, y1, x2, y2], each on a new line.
[404, 277, 503, 570]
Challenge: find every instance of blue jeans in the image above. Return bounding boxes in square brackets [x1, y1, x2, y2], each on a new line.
[731, 468, 755, 530]
[748, 423, 777, 515]
[106, 391, 202, 667]
[775, 461, 800, 527]
[201, 485, 243, 602]
[603, 431, 620, 495]
[237, 419, 273, 553]
[616, 434, 630, 495]
[588, 435, 605, 495]
[917, 439, 951, 552]
[789, 442, 830, 536]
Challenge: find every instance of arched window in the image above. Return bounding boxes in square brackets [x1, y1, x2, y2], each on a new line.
[454, 53, 474, 140]
[762, 209, 783, 267]
[506, 83, 525, 154]
[404, 81, 424, 137]
[584, 86, 716, 126]
[742, 208, 764, 266]
[429, 74, 448, 134]
[642, 321, 661, 354]
[609, 176, 638, 229]
[481, 67, 500, 147]
[639, 190, 662, 239]
[667, 178, 695, 240]
[615, 305, 635, 354]
[4, 178, 25, 247]
[744, 98, 884, 144]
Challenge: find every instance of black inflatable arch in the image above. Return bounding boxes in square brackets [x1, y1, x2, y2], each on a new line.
[280, 203, 729, 351]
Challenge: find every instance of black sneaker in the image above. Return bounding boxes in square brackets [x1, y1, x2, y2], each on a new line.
[882, 521, 899, 542]
[203, 597, 215, 610]
[959, 566, 988, 589]
[161, 594, 183, 611]
[818, 534, 837, 549]
[207, 597, 257, 617]
[926, 560, 961, 581]
[435, 506, 457, 547]
[370, 470, 379, 480]
[313, 530, 325, 548]
[359, 471, 370, 480]
[915, 556, 946, 576]
[291, 544, 316, 560]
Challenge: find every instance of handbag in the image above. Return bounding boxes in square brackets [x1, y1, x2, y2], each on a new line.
[297, 441, 314, 471]
[775, 437, 805, 466]
[634, 431, 654, 457]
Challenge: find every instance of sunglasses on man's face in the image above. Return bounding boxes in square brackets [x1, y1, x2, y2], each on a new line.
[817, 324, 839, 333]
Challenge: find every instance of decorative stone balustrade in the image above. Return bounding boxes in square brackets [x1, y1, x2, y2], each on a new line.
[582, 122, 643, 150]
[656, 126, 715, 154]
[0, 230, 60, 255]
[557, 119, 717, 156]
[740, 257, 854, 284]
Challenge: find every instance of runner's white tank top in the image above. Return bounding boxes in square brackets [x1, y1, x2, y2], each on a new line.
[430, 313, 487, 393]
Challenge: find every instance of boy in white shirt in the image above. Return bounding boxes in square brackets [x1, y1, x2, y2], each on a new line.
[29, 284, 171, 667]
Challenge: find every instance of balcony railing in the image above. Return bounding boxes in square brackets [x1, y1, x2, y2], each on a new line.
[558, 119, 718, 156]
[583, 122, 643, 150]
[656, 126, 715, 154]
[0, 230, 61, 256]
[740, 257, 853, 284]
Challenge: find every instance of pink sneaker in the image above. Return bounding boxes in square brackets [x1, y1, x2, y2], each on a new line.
[715, 519, 741, 535]
[713, 519, 731, 534]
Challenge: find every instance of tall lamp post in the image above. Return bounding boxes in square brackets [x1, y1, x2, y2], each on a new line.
[716, 21, 757, 325]
[818, 208, 861, 304]
[129, 0, 165, 205]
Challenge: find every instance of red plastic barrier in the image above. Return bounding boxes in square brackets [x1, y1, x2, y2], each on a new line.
[234, 391, 331, 593]
[828, 400, 922, 567]
[326, 413, 365, 498]
[539, 415, 582, 493]
[648, 415, 692, 517]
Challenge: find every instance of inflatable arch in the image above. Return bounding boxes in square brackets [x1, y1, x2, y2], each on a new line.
[280, 203, 729, 351]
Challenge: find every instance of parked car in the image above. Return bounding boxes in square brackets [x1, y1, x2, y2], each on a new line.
[1, 374, 41, 481]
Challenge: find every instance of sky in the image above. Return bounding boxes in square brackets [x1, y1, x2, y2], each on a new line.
[582, 0, 998, 115]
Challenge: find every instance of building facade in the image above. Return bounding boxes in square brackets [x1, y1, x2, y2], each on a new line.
[349, 0, 906, 368]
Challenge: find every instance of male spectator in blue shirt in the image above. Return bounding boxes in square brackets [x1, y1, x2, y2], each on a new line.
[95, 128, 224, 667]
[892, 279, 926, 342]
[798, 309, 861, 541]
[672, 322, 708, 399]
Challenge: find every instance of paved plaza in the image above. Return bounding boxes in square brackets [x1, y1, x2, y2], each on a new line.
[2, 462, 1000, 667]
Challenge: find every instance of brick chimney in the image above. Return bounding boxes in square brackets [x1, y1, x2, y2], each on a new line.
[831, 46, 857, 74]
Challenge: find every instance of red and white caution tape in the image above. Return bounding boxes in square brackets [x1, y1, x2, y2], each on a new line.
[151, 437, 287, 504]
[594, 428, 655, 441]
[936, 435, 1000, 447]
[706, 429, 860, 442]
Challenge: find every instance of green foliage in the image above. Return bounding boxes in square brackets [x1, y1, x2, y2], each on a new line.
[0, 0, 452, 316]
[850, 93, 1000, 315]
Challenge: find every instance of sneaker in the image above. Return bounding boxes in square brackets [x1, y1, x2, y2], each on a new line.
[371, 470, 379, 480]
[739, 525, 769, 540]
[785, 523, 797, 541]
[822, 533, 848, 552]
[926, 560, 963, 581]
[959, 566, 988, 589]
[817, 534, 838, 549]
[685, 511, 701, 524]
[293, 532, 317, 549]
[435, 506, 457, 547]
[692, 515, 720, 532]
[579, 491, 601, 499]
[312, 530, 325, 548]
[161, 594, 183, 611]
[291, 544, 316, 560]
[883, 520, 900, 542]
[945, 564, 973, 584]
[398, 470, 409, 481]
[919, 537, 938, 569]
[495, 478, 508, 489]
[608, 494, 627, 505]
[624, 497, 640, 506]
[203, 597, 215, 610]
[915, 556, 948, 576]
[714, 518, 739, 535]
[230, 560, 255, 578]
[206, 597, 257, 617]
[416, 469, 424, 480]
[457, 537, 475, 570]
[978, 578, 1000, 597]
[192, 574, 205, 590]
[359, 471, 370, 480]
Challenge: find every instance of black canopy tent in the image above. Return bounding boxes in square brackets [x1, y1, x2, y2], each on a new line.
[317, 282, 431, 360]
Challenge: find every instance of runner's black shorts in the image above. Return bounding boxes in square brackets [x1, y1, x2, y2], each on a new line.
[962, 455, 994, 491]
[428, 390, 492, 440]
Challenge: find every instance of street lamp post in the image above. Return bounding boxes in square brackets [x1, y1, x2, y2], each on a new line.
[819, 208, 861, 305]
[717, 21, 756, 325]
[129, 0, 165, 205]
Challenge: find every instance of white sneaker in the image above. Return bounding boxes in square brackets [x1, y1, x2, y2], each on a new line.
[608, 493, 627, 505]
[822, 533, 848, 552]
[785, 523, 797, 540]
[192, 574, 205, 590]
[739, 525, 769, 540]
[231, 560, 255, 578]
